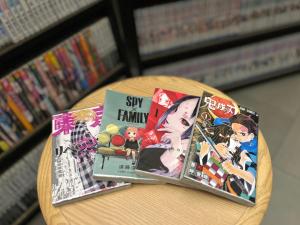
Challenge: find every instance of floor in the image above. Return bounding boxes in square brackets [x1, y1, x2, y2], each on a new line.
[26, 73, 300, 225]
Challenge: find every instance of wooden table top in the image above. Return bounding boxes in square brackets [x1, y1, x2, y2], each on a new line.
[37, 76, 273, 225]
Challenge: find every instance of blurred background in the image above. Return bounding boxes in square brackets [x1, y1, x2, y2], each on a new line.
[0, 0, 299, 224]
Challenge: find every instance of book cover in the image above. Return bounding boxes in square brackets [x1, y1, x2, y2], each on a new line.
[52, 105, 130, 206]
[93, 90, 159, 183]
[136, 88, 200, 184]
[182, 91, 258, 206]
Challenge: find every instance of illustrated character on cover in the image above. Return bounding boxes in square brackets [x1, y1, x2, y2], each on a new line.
[195, 113, 257, 200]
[70, 120, 115, 192]
[222, 114, 258, 199]
[138, 95, 199, 177]
[124, 127, 139, 165]
[98, 124, 144, 168]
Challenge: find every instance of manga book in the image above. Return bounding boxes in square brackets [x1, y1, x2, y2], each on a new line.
[93, 90, 159, 183]
[52, 105, 130, 206]
[181, 91, 259, 206]
[136, 88, 200, 184]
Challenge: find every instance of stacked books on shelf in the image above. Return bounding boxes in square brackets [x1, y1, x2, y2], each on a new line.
[135, 0, 300, 55]
[0, 0, 101, 48]
[0, 17, 120, 153]
[144, 32, 300, 88]
[52, 88, 259, 206]
[0, 140, 45, 225]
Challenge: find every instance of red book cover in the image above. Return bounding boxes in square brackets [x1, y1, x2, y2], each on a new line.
[136, 88, 200, 182]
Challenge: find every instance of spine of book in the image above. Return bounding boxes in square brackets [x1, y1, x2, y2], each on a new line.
[65, 0, 76, 14]
[5, 164, 29, 210]
[43, 52, 71, 103]
[64, 40, 89, 91]
[78, 33, 99, 83]
[24, 0, 43, 32]
[53, 0, 63, 19]
[47, 0, 59, 25]
[0, 138, 11, 151]
[12, 71, 44, 123]
[27, 63, 57, 114]
[0, 107, 19, 143]
[1, 172, 23, 224]
[0, 22, 11, 47]
[39, 57, 68, 108]
[0, 126, 14, 148]
[72, 35, 94, 86]
[47, 0, 59, 23]
[0, 89, 27, 137]
[53, 46, 80, 99]
[19, 0, 38, 35]
[0, 79, 34, 131]
[8, 74, 40, 124]
[34, 58, 64, 110]
[83, 28, 107, 76]
[46, 50, 75, 100]
[19, 68, 50, 118]
[0, 0, 19, 42]
[57, 0, 68, 18]
[5, 0, 26, 40]
[10, 0, 28, 38]
[57, 45, 82, 93]
[70, 36, 91, 88]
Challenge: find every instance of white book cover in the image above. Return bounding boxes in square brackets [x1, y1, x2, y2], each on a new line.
[52, 105, 130, 206]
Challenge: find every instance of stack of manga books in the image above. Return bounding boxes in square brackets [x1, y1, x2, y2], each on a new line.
[52, 88, 259, 206]
[0, 17, 120, 154]
[135, 0, 300, 56]
[0, 0, 102, 48]
[144, 32, 300, 88]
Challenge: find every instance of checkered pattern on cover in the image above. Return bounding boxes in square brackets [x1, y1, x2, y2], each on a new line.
[202, 157, 228, 188]
[190, 158, 228, 188]
[71, 121, 97, 159]
[70, 121, 114, 191]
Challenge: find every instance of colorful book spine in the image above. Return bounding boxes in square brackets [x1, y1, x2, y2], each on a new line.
[0, 17, 120, 151]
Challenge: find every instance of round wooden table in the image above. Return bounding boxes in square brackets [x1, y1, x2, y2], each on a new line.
[37, 76, 273, 225]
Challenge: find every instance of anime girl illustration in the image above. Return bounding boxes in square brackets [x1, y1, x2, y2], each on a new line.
[124, 127, 139, 165]
[137, 94, 200, 178]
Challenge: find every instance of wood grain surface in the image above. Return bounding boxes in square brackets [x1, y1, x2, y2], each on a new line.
[37, 76, 273, 225]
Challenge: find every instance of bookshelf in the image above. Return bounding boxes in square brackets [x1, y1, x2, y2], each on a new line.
[114, 0, 300, 89]
[141, 21, 300, 69]
[0, 63, 125, 174]
[0, 0, 107, 76]
[0, 1, 128, 224]
[11, 201, 39, 225]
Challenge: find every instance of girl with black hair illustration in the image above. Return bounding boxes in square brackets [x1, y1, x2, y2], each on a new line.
[137, 95, 200, 178]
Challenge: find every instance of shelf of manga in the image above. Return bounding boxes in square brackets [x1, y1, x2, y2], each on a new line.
[0, 0, 106, 76]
